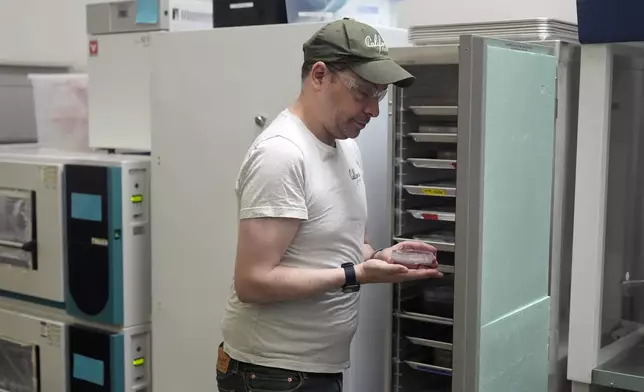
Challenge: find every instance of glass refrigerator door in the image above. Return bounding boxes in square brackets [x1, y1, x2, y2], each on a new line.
[454, 35, 557, 392]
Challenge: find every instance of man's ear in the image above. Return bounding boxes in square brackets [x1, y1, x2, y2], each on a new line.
[310, 61, 328, 90]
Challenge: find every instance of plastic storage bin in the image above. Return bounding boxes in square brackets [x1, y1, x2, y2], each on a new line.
[286, 0, 397, 27]
[28, 74, 91, 152]
[577, 0, 644, 44]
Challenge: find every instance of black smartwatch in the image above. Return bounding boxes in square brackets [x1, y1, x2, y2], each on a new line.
[341, 263, 360, 293]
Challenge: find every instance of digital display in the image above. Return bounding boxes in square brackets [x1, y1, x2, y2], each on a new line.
[71, 193, 102, 222]
[72, 354, 105, 386]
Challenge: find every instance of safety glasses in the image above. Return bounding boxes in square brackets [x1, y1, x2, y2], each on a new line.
[326, 64, 388, 103]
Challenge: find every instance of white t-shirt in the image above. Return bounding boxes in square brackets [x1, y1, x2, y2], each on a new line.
[220, 109, 368, 373]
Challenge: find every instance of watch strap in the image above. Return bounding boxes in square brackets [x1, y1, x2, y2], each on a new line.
[342, 262, 358, 286]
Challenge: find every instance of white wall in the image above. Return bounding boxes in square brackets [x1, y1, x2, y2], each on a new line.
[395, 0, 578, 28]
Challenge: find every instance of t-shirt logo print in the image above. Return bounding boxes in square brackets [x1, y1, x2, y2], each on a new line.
[364, 34, 388, 54]
[349, 168, 361, 181]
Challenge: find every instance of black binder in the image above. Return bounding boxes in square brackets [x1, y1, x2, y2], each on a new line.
[213, 0, 288, 28]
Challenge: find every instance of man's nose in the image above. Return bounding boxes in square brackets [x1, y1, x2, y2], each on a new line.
[365, 98, 380, 118]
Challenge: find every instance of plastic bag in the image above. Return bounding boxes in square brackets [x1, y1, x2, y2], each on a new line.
[0, 188, 32, 244]
[28, 73, 91, 152]
[0, 188, 33, 269]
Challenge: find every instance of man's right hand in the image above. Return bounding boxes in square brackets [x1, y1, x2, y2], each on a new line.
[355, 259, 443, 284]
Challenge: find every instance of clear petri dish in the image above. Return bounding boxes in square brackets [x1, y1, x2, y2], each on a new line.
[392, 249, 436, 267]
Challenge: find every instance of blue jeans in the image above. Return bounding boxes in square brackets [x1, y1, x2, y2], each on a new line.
[216, 344, 343, 392]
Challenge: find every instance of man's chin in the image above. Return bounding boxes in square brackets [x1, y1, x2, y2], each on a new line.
[345, 126, 363, 139]
[343, 130, 361, 139]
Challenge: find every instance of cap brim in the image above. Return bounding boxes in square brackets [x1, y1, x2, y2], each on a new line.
[350, 59, 415, 88]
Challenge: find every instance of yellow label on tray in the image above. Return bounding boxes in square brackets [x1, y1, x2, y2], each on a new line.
[422, 188, 446, 196]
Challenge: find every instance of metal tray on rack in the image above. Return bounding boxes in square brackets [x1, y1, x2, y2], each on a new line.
[408, 106, 458, 116]
[395, 259, 453, 274]
[418, 125, 457, 134]
[408, 208, 456, 222]
[408, 158, 456, 170]
[402, 289, 454, 320]
[408, 133, 458, 144]
[438, 265, 454, 274]
[414, 232, 455, 243]
[394, 236, 455, 253]
[396, 311, 454, 325]
[406, 336, 453, 351]
[404, 360, 453, 377]
[403, 183, 456, 198]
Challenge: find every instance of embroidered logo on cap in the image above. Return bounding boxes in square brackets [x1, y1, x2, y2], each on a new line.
[364, 34, 388, 54]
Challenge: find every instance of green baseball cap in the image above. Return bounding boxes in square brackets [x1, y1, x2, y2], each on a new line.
[303, 18, 415, 88]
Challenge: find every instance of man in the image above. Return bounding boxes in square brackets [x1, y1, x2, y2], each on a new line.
[217, 18, 442, 392]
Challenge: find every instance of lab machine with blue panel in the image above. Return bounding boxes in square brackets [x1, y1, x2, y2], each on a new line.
[0, 296, 152, 392]
[64, 158, 151, 328]
[0, 147, 151, 328]
[69, 322, 151, 392]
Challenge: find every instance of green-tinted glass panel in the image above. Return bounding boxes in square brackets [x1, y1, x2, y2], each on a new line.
[480, 43, 556, 325]
[479, 297, 550, 391]
[477, 39, 557, 392]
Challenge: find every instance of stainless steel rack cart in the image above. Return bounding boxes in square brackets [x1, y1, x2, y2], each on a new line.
[387, 34, 580, 392]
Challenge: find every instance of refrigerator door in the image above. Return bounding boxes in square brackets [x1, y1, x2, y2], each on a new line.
[454, 35, 557, 392]
[150, 25, 321, 392]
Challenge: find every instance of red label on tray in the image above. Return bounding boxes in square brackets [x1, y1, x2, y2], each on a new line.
[422, 213, 439, 220]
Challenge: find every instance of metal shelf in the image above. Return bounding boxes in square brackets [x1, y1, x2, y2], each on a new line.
[408, 158, 456, 170]
[403, 184, 457, 198]
[393, 64, 460, 392]
[408, 208, 456, 222]
[438, 265, 454, 274]
[406, 336, 453, 351]
[413, 232, 455, 244]
[418, 125, 457, 134]
[408, 106, 458, 117]
[395, 311, 454, 326]
[404, 360, 453, 377]
[408, 133, 458, 144]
